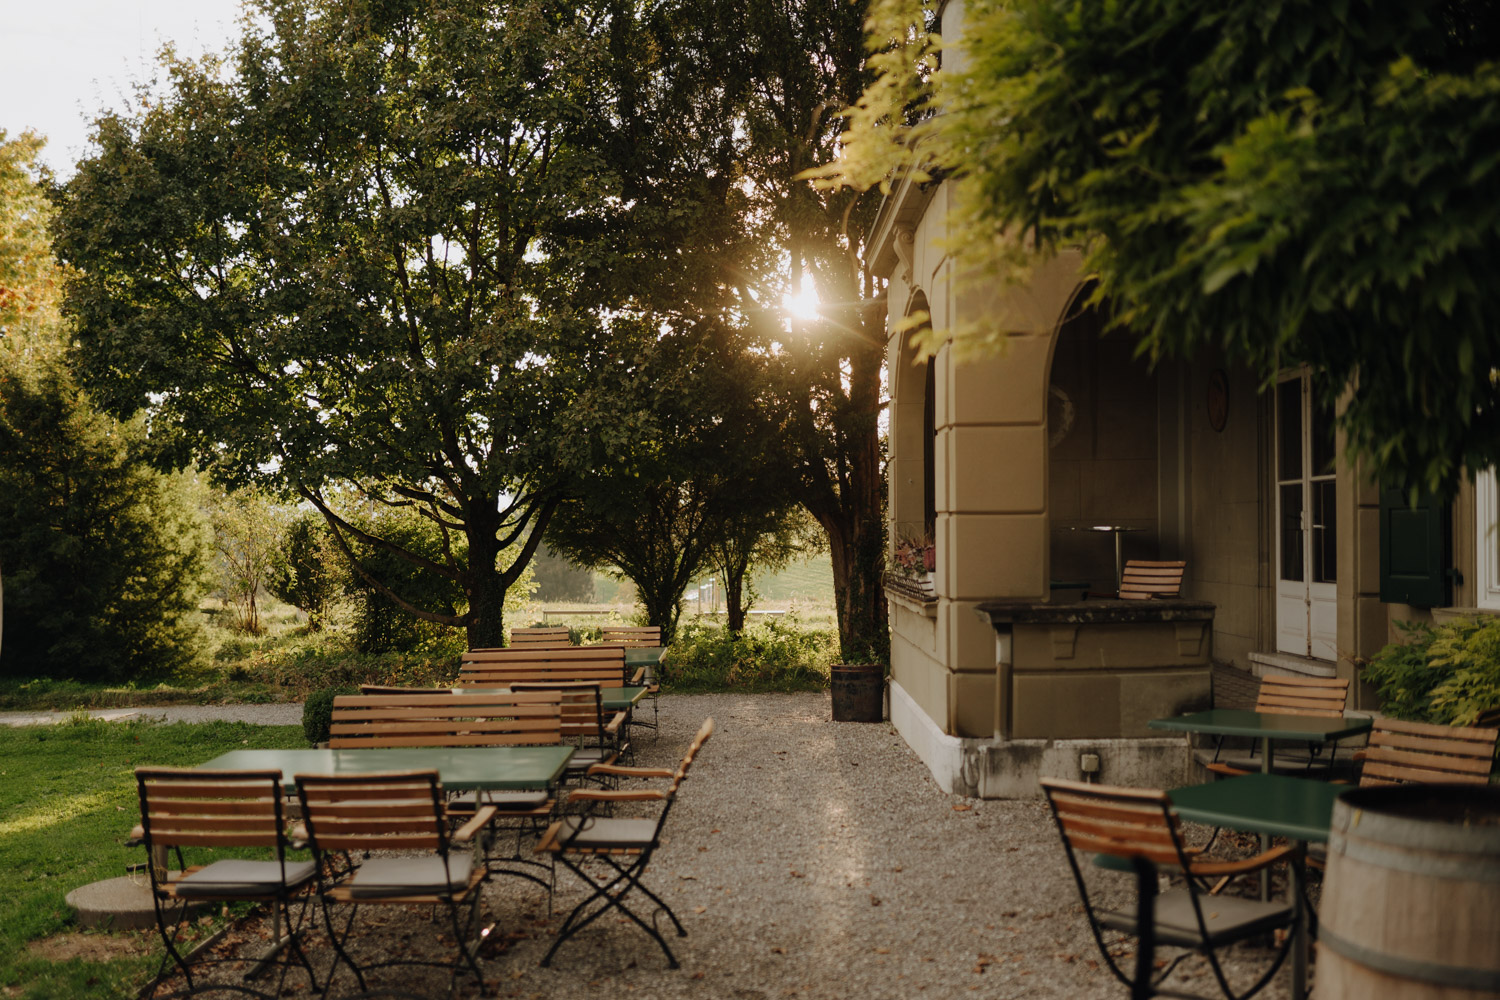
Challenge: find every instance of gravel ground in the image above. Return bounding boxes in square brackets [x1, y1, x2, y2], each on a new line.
[99, 692, 1304, 999]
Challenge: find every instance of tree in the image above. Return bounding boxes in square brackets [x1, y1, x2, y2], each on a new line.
[529, 546, 595, 604]
[831, 0, 1500, 495]
[709, 505, 820, 634]
[204, 486, 287, 635]
[598, 0, 891, 664]
[0, 355, 209, 680]
[0, 131, 208, 681]
[54, 0, 626, 649]
[268, 512, 341, 631]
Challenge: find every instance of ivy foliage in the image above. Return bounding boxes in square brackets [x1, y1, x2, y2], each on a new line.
[827, 0, 1500, 494]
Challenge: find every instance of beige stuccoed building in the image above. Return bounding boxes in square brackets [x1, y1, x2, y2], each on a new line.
[875, 0, 1492, 799]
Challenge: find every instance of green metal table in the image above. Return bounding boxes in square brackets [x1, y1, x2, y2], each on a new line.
[452, 685, 647, 713]
[200, 745, 574, 793]
[1169, 772, 1340, 1000]
[1148, 708, 1371, 773]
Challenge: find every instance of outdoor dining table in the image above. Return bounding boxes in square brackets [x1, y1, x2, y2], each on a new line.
[1147, 708, 1373, 774]
[1169, 772, 1342, 1000]
[199, 745, 575, 794]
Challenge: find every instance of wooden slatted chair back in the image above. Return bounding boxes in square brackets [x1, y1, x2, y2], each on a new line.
[295, 771, 447, 853]
[509, 627, 573, 648]
[510, 681, 615, 744]
[1118, 560, 1186, 600]
[1255, 675, 1349, 717]
[329, 691, 562, 749]
[136, 768, 285, 849]
[597, 626, 662, 647]
[457, 647, 628, 687]
[1358, 718, 1499, 787]
[667, 718, 714, 795]
[1040, 777, 1189, 869]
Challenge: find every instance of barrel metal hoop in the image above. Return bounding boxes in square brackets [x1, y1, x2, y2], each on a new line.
[1330, 831, 1500, 883]
[1319, 927, 1500, 990]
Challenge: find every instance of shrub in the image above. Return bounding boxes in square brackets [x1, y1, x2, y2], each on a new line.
[301, 686, 355, 745]
[1364, 617, 1500, 725]
[660, 618, 835, 693]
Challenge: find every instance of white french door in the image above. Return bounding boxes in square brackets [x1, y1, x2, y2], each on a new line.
[1275, 373, 1337, 660]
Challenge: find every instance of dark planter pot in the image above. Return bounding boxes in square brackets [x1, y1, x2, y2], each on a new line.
[830, 664, 885, 722]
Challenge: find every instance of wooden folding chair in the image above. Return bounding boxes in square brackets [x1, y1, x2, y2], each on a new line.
[294, 771, 496, 997]
[132, 768, 318, 999]
[507, 626, 573, 648]
[458, 647, 640, 686]
[1041, 777, 1296, 1000]
[1206, 675, 1352, 777]
[329, 691, 563, 894]
[594, 626, 664, 735]
[536, 719, 713, 969]
[1118, 560, 1187, 600]
[511, 681, 627, 785]
[1352, 717, 1498, 786]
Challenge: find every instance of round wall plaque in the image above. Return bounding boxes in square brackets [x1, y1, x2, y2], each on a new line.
[1207, 369, 1229, 432]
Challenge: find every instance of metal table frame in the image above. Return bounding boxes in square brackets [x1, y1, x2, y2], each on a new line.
[1169, 772, 1341, 1000]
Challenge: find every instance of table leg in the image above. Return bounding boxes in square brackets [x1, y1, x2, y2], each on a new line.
[1260, 738, 1273, 900]
[1289, 841, 1308, 1000]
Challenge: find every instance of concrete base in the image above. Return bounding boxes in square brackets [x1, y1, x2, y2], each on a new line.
[66, 874, 208, 931]
[890, 679, 1195, 798]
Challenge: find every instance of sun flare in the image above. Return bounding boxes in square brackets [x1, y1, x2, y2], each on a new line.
[782, 284, 822, 322]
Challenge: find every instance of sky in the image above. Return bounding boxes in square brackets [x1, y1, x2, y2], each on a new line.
[1, 0, 245, 177]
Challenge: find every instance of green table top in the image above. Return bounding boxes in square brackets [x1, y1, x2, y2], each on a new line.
[453, 685, 647, 711]
[1148, 708, 1371, 743]
[1169, 772, 1342, 842]
[200, 745, 574, 793]
[623, 648, 662, 666]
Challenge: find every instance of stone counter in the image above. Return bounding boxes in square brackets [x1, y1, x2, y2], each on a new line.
[975, 599, 1215, 739]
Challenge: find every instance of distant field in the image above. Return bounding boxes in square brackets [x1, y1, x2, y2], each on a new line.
[551, 552, 837, 627]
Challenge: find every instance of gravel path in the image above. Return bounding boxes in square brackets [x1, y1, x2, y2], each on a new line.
[0, 703, 303, 727]
[82, 692, 1300, 999]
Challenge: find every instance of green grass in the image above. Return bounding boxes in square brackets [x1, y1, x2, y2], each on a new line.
[0, 719, 306, 998]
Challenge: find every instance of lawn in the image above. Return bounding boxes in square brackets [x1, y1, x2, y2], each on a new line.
[0, 719, 306, 999]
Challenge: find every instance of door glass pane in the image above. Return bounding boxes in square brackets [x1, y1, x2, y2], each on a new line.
[1280, 483, 1305, 582]
[1311, 375, 1336, 476]
[1312, 480, 1337, 583]
[1277, 380, 1302, 481]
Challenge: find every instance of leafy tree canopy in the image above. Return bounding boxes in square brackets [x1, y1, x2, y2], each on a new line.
[825, 0, 1500, 495]
[54, 0, 632, 646]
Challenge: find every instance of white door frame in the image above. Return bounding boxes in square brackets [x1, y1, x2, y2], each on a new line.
[1275, 372, 1338, 660]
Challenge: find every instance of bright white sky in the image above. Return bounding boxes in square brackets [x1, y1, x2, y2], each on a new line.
[0, 0, 245, 177]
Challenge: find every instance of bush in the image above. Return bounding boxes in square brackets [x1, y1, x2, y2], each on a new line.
[301, 686, 356, 745]
[660, 618, 835, 693]
[1364, 617, 1500, 725]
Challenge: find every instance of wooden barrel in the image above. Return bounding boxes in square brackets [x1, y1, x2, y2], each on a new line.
[830, 664, 884, 722]
[1316, 784, 1500, 999]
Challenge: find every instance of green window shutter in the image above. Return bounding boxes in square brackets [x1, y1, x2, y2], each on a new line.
[1379, 488, 1450, 606]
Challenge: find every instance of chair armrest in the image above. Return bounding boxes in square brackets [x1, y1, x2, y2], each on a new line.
[628, 666, 646, 685]
[126, 825, 145, 847]
[604, 711, 627, 736]
[586, 764, 674, 779]
[452, 805, 498, 844]
[1187, 844, 1294, 878]
[1204, 762, 1253, 778]
[568, 789, 666, 803]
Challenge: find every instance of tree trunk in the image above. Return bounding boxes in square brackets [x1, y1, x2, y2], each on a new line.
[724, 564, 748, 634]
[466, 568, 508, 650]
